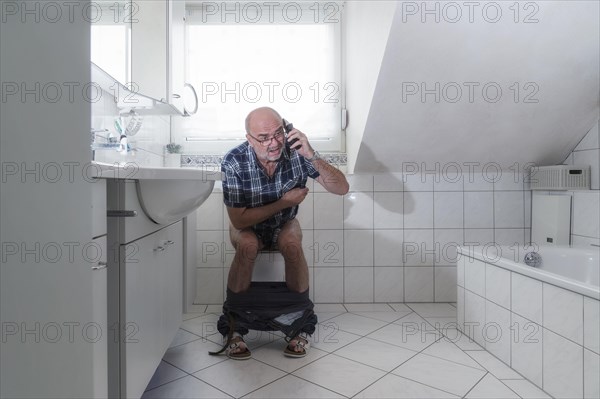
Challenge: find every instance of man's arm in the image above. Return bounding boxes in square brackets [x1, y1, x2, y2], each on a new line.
[227, 187, 309, 230]
[311, 157, 349, 195]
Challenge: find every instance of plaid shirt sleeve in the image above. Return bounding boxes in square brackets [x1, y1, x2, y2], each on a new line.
[303, 156, 320, 180]
[221, 157, 246, 208]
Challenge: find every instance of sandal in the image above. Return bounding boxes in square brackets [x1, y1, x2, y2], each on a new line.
[284, 334, 310, 358]
[225, 335, 251, 360]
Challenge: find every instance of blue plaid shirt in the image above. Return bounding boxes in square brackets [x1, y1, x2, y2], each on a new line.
[222, 142, 320, 237]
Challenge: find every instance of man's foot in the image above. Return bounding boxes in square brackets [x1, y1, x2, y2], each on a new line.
[283, 334, 310, 358]
[225, 335, 251, 360]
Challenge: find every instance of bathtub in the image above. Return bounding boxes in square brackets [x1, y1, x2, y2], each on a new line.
[456, 245, 600, 399]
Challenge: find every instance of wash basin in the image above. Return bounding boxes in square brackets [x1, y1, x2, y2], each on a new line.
[92, 161, 222, 224]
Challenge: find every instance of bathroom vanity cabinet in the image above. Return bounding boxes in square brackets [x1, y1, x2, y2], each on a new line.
[106, 179, 183, 398]
[131, 0, 186, 114]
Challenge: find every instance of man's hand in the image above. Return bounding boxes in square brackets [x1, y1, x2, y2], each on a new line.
[286, 128, 316, 160]
[281, 187, 309, 207]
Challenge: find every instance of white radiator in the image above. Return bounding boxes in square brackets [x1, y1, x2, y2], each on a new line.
[529, 165, 590, 190]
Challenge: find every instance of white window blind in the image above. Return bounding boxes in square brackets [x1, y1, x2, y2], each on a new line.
[173, 1, 344, 154]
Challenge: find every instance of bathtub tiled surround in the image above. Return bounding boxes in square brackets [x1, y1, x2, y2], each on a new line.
[194, 169, 531, 304]
[457, 248, 600, 399]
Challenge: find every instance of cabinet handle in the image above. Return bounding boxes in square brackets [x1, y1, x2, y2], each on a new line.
[154, 246, 165, 252]
[92, 261, 107, 271]
[164, 240, 175, 246]
[172, 94, 181, 99]
[107, 210, 138, 218]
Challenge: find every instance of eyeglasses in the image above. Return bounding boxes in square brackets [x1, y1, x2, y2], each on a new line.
[248, 127, 285, 146]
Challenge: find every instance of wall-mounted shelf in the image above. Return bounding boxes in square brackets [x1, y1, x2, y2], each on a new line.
[91, 62, 183, 116]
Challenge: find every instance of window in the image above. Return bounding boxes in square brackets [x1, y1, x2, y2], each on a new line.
[174, 1, 344, 154]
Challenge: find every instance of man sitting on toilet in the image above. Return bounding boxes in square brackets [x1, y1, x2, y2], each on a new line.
[220, 106, 349, 359]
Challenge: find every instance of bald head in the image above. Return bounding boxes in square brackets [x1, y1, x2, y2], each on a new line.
[245, 107, 282, 134]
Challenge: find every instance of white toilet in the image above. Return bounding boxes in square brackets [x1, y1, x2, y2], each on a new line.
[251, 251, 286, 281]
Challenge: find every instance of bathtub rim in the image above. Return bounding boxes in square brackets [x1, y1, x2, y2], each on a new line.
[457, 245, 600, 300]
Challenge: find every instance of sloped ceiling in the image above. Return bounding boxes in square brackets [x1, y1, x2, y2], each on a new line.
[349, 1, 599, 173]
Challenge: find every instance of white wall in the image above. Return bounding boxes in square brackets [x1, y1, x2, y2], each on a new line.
[0, 1, 96, 396]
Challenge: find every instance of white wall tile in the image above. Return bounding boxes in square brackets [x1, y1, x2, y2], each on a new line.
[543, 283, 584, 345]
[313, 230, 343, 267]
[313, 267, 343, 303]
[434, 171, 464, 191]
[404, 267, 434, 302]
[464, 171, 494, 191]
[494, 191, 525, 228]
[344, 192, 374, 229]
[344, 267, 374, 303]
[495, 229, 526, 246]
[195, 268, 224, 304]
[584, 296, 600, 354]
[374, 267, 404, 302]
[572, 235, 600, 248]
[485, 300, 511, 364]
[464, 258, 486, 297]
[434, 192, 464, 228]
[434, 266, 457, 302]
[402, 173, 434, 191]
[403, 192, 434, 228]
[494, 171, 525, 191]
[464, 192, 494, 228]
[373, 229, 403, 266]
[195, 194, 224, 230]
[457, 286, 465, 330]
[575, 149, 599, 190]
[486, 264, 510, 309]
[434, 229, 463, 266]
[573, 192, 600, 239]
[511, 273, 543, 325]
[196, 231, 225, 268]
[346, 174, 374, 192]
[575, 121, 599, 151]
[464, 290, 486, 346]
[524, 191, 532, 229]
[296, 192, 314, 230]
[313, 193, 344, 230]
[373, 192, 403, 229]
[464, 229, 494, 247]
[344, 230, 374, 267]
[543, 328, 584, 399]
[456, 254, 465, 288]
[511, 313, 543, 387]
[584, 349, 600, 399]
[403, 229, 434, 266]
[373, 172, 404, 191]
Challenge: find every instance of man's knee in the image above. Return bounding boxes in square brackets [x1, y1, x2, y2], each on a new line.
[234, 230, 260, 261]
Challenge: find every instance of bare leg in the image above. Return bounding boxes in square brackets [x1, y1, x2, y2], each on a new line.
[277, 219, 309, 293]
[228, 225, 262, 293]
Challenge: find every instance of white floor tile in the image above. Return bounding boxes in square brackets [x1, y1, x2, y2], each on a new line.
[141, 375, 230, 399]
[313, 304, 346, 312]
[243, 375, 344, 398]
[293, 354, 386, 397]
[367, 322, 440, 352]
[502, 379, 551, 399]
[440, 329, 484, 351]
[162, 339, 227, 374]
[389, 303, 413, 312]
[325, 312, 388, 336]
[421, 339, 485, 370]
[194, 359, 286, 398]
[345, 303, 395, 312]
[144, 361, 187, 392]
[464, 373, 519, 398]
[251, 339, 329, 373]
[407, 303, 457, 317]
[391, 353, 486, 397]
[169, 328, 201, 348]
[315, 311, 344, 322]
[354, 374, 459, 398]
[310, 323, 362, 353]
[393, 312, 436, 329]
[205, 304, 223, 313]
[334, 336, 418, 371]
[466, 350, 521, 379]
[424, 316, 459, 331]
[180, 313, 221, 337]
[352, 311, 412, 323]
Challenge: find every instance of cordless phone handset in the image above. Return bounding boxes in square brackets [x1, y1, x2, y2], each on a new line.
[283, 118, 299, 156]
